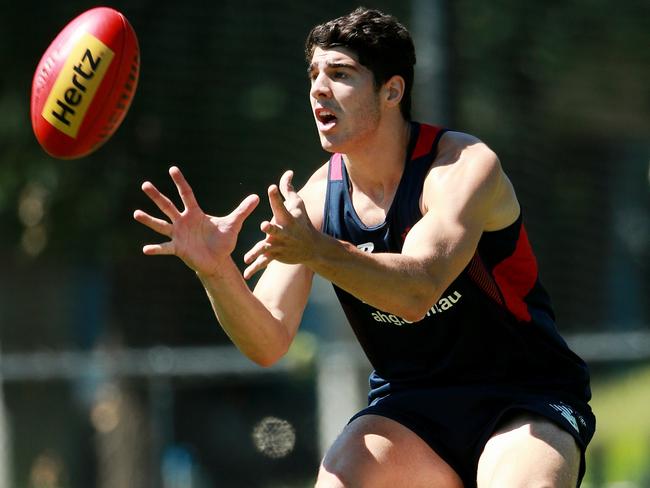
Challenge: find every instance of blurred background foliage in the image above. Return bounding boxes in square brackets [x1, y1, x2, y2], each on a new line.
[0, 0, 649, 487]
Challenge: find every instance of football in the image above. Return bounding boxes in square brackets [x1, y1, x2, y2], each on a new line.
[31, 7, 140, 159]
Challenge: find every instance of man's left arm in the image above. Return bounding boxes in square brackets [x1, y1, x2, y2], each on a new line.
[244, 135, 519, 322]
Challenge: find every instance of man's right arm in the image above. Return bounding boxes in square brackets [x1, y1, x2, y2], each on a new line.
[213, 163, 328, 364]
[196, 258, 314, 366]
[134, 165, 321, 366]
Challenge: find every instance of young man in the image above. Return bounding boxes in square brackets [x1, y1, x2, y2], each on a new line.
[134, 7, 595, 487]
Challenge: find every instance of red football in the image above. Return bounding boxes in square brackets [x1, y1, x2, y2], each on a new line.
[31, 7, 140, 159]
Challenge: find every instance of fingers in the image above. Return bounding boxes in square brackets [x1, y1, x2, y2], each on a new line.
[243, 229, 281, 279]
[133, 209, 173, 237]
[268, 169, 299, 222]
[278, 170, 295, 200]
[169, 166, 200, 212]
[142, 241, 175, 255]
[243, 236, 270, 265]
[268, 184, 292, 223]
[243, 253, 272, 280]
[241, 220, 282, 263]
[260, 220, 282, 235]
[141, 180, 180, 222]
[141, 166, 198, 220]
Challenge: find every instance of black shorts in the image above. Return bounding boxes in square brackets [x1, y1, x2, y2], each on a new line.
[349, 384, 596, 488]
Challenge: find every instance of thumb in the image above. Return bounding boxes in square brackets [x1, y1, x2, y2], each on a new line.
[229, 194, 260, 225]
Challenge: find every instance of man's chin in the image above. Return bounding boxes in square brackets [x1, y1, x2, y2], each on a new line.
[318, 134, 340, 153]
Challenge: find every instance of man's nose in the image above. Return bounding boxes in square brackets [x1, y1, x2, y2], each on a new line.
[310, 73, 332, 100]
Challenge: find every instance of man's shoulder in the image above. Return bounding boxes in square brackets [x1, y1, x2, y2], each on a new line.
[438, 129, 492, 156]
[421, 128, 511, 203]
[422, 128, 519, 229]
[408, 125, 500, 177]
[428, 129, 501, 181]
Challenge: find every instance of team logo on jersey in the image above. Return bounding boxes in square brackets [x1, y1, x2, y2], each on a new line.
[357, 242, 374, 253]
[549, 402, 585, 433]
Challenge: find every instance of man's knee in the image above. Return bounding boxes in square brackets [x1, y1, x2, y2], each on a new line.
[315, 436, 377, 488]
[314, 462, 352, 488]
[314, 469, 343, 488]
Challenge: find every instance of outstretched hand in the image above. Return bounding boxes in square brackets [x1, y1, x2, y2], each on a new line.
[243, 170, 318, 279]
[134, 166, 259, 276]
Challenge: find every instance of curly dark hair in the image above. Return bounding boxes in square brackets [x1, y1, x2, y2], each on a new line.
[305, 7, 416, 120]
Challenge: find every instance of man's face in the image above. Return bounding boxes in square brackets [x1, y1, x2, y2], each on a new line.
[308, 47, 382, 154]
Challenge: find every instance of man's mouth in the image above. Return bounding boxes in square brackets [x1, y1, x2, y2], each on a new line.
[315, 108, 338, 130]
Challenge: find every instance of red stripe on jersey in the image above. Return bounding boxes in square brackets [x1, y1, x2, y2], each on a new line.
[467, 253, 504, 306]
[411, 124, 442, 160]
[330, 153, 343, 181]
[492, 225, 538, 322]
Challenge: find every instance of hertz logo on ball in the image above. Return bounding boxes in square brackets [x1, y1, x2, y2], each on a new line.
[42, 33, 114, 138]
[31, 7, 139, 159]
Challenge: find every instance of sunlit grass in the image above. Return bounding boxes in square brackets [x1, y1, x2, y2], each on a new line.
[583, 363, 650, 486]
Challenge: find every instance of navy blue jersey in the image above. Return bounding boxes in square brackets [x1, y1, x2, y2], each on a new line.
[322, 122, 591, 404]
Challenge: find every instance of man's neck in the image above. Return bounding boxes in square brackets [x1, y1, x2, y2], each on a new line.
[343, 118, 412, 200]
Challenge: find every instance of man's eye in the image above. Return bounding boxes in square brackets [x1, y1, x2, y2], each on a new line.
[333, 71, 347, 80]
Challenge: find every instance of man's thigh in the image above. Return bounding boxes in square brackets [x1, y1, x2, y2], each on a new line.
[316, 414, 464, 488]
[477, 413, 581, 488]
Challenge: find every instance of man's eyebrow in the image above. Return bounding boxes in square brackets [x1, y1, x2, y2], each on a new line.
[326, 61, 357, 69]
[307, 61, 358, 74]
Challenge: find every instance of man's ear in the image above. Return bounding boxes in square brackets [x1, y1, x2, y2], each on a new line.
[384, 75, 405, 106]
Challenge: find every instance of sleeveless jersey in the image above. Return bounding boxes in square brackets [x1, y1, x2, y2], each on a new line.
[322, 122, 591, 403]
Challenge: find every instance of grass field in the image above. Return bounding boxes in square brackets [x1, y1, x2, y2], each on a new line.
[583, 363, 650, 487]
